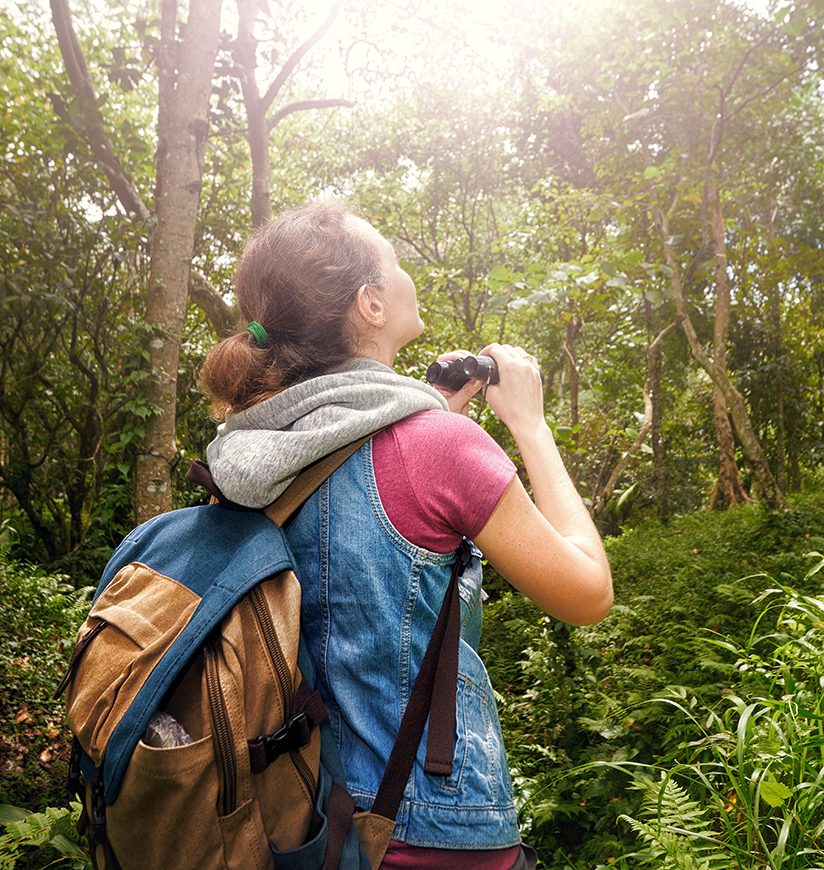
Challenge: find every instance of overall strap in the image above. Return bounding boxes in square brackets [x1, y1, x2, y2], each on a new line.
[371, 539, 472, 820]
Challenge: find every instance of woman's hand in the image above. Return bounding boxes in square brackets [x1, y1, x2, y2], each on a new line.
[430, 350, 485, 415]
[478, 343, 545, 437]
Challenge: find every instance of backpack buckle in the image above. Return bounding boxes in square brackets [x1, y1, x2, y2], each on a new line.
[248, 712, 312, 773]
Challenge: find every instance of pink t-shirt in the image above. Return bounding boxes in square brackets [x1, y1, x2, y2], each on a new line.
[371, 409, 516, 553]
[372, 410, 520, 868]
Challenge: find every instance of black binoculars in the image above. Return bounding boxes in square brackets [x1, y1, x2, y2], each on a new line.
[425, 354, 500, 391]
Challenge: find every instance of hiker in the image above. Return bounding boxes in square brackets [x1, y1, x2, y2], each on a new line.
[199, 201, 613, 869]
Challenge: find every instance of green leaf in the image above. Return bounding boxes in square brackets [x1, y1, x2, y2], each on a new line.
[760, 780, 792, 808]
[643, 166, 663, 180]
[0, 805, 31, 825]
[48, 833, 89, 860]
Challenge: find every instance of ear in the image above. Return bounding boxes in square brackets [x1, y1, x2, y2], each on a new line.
[352, 283, 386, 329]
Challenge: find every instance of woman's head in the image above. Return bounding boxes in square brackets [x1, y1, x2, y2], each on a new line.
[200, 201, 422, 419]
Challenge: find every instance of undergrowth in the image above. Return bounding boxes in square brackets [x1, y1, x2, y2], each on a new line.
[0, 492, 822, 867]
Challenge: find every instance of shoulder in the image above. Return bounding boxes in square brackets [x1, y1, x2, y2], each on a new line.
[375, 409, 513, 479]
[378, 409, 499, 450]
[371, 410, 516, 552]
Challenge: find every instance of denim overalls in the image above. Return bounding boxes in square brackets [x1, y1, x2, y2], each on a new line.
[284, 440, 521, 849]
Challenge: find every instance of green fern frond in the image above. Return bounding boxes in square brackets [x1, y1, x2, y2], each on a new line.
[619, 775, 737, 869]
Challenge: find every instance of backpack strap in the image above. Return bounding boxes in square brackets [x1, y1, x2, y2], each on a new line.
[264, 430, 382, 527]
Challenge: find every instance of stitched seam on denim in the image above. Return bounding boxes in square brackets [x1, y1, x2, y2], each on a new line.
[438, 675, 468, 794]
[399, 561, 420, 722]
[353, 793, 518, 814]
[404, 798, 518, 812]
[482, 679, 499, 804]
[361, 442, 454, 565]
[318, 478, 332, 698]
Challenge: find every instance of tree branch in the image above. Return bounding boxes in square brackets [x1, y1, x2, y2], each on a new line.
[188, 270, 237, 336]
[726, 65, 805, 123]
[49, 0, 151, 221]
[267, 97, 355, 130]
[261, 0, 343, 112]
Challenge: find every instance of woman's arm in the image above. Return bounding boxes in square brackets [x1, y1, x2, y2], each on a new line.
[471, 344, 613, 625]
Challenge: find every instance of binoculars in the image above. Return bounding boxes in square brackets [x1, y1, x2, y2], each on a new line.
[425, 355, 500, 391]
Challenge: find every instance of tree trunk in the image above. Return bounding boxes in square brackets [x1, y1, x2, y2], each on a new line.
[706, 174, 750, 510]
[235, 0, 350, 229]
[593, 317, 680, 515]
[656, 206, 786, 510]
[134, 0, 223, 522]
[236, 0, 272, 229]
[565, 297, 580, 485]
[644, 297, 668, 520]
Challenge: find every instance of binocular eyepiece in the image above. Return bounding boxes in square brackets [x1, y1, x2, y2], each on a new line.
[425, 354, 500, 391]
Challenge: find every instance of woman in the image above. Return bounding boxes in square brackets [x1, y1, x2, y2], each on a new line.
[200, 201, 612, 869]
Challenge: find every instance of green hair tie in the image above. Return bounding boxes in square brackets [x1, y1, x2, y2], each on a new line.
[245, 321, 268, 347]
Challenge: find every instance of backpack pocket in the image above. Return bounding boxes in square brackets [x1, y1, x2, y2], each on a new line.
[65, 562, 200, 764]
[106, 735, 227, 870]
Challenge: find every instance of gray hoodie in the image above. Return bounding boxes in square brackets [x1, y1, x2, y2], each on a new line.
[205, 357, 447, 508]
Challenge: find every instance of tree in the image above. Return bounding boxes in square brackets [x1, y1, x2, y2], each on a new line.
[49, 0, 355, 522]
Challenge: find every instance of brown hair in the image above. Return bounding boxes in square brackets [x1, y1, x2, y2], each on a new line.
[200, 201, 386, 420]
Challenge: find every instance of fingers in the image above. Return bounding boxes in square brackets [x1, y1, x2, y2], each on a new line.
[480, 343, 541, 376]
[437, 349, 472, 363]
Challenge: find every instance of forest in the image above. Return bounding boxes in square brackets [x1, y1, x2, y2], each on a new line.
[0, 0, 822, 866]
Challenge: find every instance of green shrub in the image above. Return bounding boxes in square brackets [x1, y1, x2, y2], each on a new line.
[614, 557, 824, 867]
[483, 490, 824, 867]
[0, 545, 90, 810]
[0, 802, 89, 869]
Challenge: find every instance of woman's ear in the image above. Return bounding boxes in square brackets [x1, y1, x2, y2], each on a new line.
[353, 283, 386, 329]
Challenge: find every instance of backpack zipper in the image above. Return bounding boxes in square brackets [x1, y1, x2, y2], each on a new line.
[204, 644, 237, 815]
[248, 585, 316, 803]
[249, 586, 293, 712]
[290, 749, 317, 803]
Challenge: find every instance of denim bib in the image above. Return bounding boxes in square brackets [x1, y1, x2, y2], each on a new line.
[284, 441, 520, 849]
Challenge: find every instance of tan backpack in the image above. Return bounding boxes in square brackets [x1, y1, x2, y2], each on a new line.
[57, 437, 467, 870]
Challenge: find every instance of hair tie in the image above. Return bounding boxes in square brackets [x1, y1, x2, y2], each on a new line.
[245, 321, 268, 347]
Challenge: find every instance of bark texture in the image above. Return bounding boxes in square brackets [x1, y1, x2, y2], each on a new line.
[235, 0, 352, 228]
[135, 0, 223, 521]
[593, 317, 681, 514]
[706, 173, 751, 510]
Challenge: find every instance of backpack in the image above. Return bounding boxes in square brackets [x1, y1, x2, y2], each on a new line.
[56, 435, 470, 870]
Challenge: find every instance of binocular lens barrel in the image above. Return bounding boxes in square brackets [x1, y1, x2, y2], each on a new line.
[462, 356, 499, 383]
[425, 355, 499, 390]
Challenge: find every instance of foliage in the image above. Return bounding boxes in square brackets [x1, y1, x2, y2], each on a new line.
[612, 561, 824, 868]
[0, 802, 88, 870]
[0, 542, 90, 811]
[483, 490, 824, 867]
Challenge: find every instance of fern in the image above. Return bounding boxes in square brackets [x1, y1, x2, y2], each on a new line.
[0, 802, 89, 869]
[619, 775, 738, 869]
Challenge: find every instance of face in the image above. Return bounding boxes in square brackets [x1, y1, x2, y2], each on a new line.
[349, 217, 424, 360]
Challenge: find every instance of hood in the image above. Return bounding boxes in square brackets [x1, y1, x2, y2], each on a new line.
[205, 357, 447, 508]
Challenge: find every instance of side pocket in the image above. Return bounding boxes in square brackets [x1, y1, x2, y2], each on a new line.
[65, 563, 200, 765]
[107, 736, 225, 870]
[269, 768, 353, 870]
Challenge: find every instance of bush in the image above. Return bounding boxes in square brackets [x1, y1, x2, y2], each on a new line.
[614, 557, 824, 867]
[0, 542, 91, 811]
[483, 490, 824, 867]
